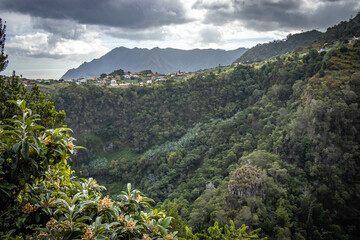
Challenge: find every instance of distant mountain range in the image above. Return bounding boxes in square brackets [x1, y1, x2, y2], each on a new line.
[61, 47, 247, 79]
[61, 13, 360, 80]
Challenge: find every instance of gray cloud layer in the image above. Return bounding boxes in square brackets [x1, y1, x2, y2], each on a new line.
[0, 0, 190, 29]
[2, 0, 359, 38]
[32, 18, 87, 40]
[105, 27, 167, 41]
[2, 0, 359, 61]
[193, 0, 360, 31]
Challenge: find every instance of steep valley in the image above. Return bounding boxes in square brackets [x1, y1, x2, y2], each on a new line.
[52, 42, 360, 238]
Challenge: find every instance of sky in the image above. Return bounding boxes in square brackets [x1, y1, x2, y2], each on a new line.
[0, 0, 359, 79]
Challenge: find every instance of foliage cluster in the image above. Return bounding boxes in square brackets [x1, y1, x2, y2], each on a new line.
[0, 75, 65, 128]
[53, 66, 256, 155]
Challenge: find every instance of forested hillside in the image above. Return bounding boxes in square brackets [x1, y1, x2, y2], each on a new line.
[234, 13, 360, 64]
[316, 12, 360, 44]
[234, 30, 322, 63]
[52, 40, 360, 239]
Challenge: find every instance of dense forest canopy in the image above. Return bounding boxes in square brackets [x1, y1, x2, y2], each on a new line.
[1, 14, 360, 239]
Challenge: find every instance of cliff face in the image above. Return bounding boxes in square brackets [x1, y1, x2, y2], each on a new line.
[61, 47, 247, 79]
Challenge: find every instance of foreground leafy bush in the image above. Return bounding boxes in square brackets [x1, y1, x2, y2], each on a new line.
[0, 101, 177, 239]
[0, 100, 74, 210]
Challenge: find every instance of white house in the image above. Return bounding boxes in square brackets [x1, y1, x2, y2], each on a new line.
[110, 80, 118, 86]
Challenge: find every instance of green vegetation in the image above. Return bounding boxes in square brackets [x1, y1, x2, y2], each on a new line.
[0, 98, 177, 239]
[110, 68, 125, 77]
[51, 41, 360, 239]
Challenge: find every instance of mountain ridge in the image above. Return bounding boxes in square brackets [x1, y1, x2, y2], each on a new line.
[61, 47, 247, 79]
[235, 13, 360, 63]
[234, 30, 323, 63]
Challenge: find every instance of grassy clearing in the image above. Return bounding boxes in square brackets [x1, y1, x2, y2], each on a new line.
[96, 147, 143, 163]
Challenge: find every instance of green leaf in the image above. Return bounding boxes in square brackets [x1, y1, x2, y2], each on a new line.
[0, 182, 17, 190]
[35, 214, 41, 223]
[21, 141, 30, 161]
[74, 146, 86, 150]
[30, 125, 45, 131]
[54, 128, 61, 136]
[75, 216, 92, 223]
[72, 192, 84, 203]
[30, 159, 39, 170]
[95, 216, 103, 226]
[18, 99, 26, 110]
[7, 100, 18, 105]
[11, 157, 19, 169]
[12, 142, 21, 153]
[162, 217, 172, 229]
[2, 130, 16, 135]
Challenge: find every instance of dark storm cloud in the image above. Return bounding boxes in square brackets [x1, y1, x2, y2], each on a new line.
[0, 0, 190, 29]
[193, 0, 360, 31]
[230, 0, 308, 31]
[32, 18, 87, 40]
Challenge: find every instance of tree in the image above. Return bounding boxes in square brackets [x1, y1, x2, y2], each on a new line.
[0, 18, 8, 72]
[0, 75, 65, 128]
[0, 100, 75, 210]
[140, 70, 153, 75]
[185, 221, 263, 239]
[110, 68, 125, 76]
